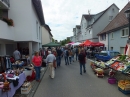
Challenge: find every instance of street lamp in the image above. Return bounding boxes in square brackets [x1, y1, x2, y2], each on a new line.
[125, 8, 130, 44]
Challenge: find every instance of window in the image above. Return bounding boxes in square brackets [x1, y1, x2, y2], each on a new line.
[109, 16, 113, 21]
[122, 28, 128, 37]
[36, 21, 38, 39]
[112, 8, 115, 12]
[111, 32, 113, 39]
[111, 47, 113, 51]
[110, 52, 120, 57]
[39, 26, 40, 40]
[100, 34, 106, 41]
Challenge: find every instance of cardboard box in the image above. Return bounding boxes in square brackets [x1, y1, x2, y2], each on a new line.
[21, 83, 32, 94]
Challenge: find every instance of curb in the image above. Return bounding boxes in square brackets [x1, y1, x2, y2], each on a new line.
[27, 67, 48, 97]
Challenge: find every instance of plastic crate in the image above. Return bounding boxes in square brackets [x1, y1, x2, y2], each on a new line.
[118, 87, 130, 94]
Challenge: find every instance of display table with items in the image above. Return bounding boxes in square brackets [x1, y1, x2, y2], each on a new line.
[90, 54, 130, 95]
[12, 61, 24, 69]
[0, 70, 26, 97]
[91, 54, 130, 76]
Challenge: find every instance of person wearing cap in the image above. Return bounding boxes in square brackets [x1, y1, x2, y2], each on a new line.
[32, 51, 42, 82]
[46, 51, 56, 79]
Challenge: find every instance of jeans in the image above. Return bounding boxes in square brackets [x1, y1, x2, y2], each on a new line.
[34, 66, 41, 80]
[80, 63, 86, 74]
[64, 56, 69, 65]
[72, 55, 74, 61]
[69, 57, 72, 64]
[76, 53, 78, 60]
[56, 56, 61, 67]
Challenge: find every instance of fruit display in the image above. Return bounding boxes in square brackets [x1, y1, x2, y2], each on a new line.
[123, 67, 130, 74]
[94, 68, 104, 77]
[94, 61, 106, 68]
[118, 80, 130, 90]
[105, 59, 115, 66]
[92, 54, 130, 74]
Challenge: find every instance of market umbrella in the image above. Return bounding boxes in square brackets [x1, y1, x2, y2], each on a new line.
[125, 44, 130, 56]
[68, 42, 75, 45]
[42, 42, 61, 47]
[95, 42, 104, 46]
[72, 42, 81, 46]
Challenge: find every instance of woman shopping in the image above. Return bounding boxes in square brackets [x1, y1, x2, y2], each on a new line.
[68, 49, 73, 64]
[32, 51, 42, 82]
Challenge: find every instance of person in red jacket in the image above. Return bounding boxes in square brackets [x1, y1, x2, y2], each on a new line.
[32, 51, 42, 82]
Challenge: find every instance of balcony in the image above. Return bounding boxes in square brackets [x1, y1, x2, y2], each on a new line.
[0, 0, 10, 9]
[0, 20, 15, 41]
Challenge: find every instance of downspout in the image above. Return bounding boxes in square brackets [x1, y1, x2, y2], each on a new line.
[107, 34, 109, 51]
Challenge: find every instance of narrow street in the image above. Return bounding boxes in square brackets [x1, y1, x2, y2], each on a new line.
[34, 58, 129, 97]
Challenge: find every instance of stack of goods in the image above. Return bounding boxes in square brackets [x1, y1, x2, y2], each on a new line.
[109, 61, 127, 71]
[105, 59, 115, 66]
[0, 73, 10, 92]
[12, 61, 24, 67]
[21, 82, 31, 94]
[94, 68, 104, 77]
[123, 66, 130, 74]
[118, 80, 130, 94]
[95, 61, 106, 69]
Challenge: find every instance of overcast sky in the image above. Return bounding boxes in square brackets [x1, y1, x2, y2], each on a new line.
[41, 0, 129, 41]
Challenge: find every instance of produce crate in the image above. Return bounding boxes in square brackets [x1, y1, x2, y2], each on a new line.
[118, 87, 130, 94]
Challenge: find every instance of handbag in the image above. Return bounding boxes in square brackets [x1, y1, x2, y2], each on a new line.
[53, 60, 56, 68]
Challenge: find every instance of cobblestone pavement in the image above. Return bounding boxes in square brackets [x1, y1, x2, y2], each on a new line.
[34, 58, 130, 97]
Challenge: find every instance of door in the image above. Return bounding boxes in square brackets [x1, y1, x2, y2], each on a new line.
[120, 47, 125, 54]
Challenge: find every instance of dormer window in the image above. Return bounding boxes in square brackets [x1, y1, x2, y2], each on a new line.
[112, 8, 114, 12]
[109, 16, 113, 21]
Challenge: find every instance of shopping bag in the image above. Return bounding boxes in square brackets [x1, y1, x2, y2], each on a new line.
[53, 60, 56, 68]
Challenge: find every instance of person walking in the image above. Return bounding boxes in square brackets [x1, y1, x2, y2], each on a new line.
[52, 49, 57, 69]
[72, 47, 75, 62]
[78, 50, 86, 75]
[46, 51, 56, 79]
[13, 48, 21, 61]
[32, 51, 42, 82]
[75, 47, 79, 61]
[56, 47, 62, 67]
[68, 49, 72, 64]
[63, 48, 69, 65]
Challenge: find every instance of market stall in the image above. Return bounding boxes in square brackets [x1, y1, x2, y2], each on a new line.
[0, 71, 26, 97]
[90, 54, 130, 94]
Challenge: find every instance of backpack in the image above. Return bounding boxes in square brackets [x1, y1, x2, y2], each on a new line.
[66, 50, 69, 56]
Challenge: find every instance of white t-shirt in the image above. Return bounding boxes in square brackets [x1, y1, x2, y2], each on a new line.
[13, 50, 21, 60]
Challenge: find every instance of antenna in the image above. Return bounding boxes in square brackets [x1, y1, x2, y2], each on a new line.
[88, 9, 91, 15]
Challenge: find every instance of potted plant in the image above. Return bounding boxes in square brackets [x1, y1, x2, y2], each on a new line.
[2, 17, 14, 26]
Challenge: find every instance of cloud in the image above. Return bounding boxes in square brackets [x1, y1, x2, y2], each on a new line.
[41, 0, 128, 41]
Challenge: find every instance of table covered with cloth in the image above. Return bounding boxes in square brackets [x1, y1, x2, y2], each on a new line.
[0, 73, 26, 97]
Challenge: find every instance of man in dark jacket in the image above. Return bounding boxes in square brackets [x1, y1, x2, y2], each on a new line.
[78, 49, 86, 75]
[56, 47, 63, 67]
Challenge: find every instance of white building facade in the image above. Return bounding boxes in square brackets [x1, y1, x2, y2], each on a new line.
[74, 4, 119, 43]
[0, 0, 45, 57]
[42, 24, 53, 45]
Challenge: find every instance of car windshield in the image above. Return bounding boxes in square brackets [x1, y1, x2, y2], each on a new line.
[99, 51, 108, 56]
[110, 52, 120, 57]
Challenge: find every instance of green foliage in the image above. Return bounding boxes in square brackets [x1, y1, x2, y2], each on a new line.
[60, 38, 71, 46]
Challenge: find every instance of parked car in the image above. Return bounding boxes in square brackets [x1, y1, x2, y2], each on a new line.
[95, 51, 120, 62]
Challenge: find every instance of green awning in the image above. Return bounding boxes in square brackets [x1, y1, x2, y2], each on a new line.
[42, 42, 61, 47]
